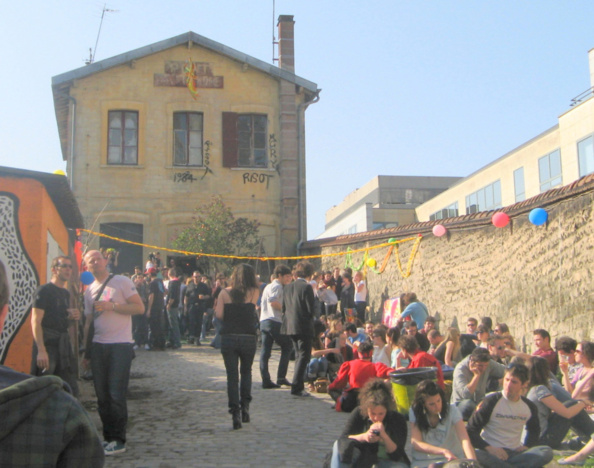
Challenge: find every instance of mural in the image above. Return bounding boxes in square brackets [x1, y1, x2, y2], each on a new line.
[0, 193, 38, 364]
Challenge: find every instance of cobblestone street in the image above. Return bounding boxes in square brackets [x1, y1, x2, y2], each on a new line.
[80, 343, 348, 468]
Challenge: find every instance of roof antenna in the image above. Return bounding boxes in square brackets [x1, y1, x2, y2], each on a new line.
[85, 4, 118, 65]
[272, 0, 278, 63]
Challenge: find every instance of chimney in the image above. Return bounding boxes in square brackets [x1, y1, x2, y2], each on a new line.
[277, 15, 295, 73]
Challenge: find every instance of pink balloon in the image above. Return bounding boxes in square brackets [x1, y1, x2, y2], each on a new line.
[492, 212, 510, 228]
[432, 224, 447, 237]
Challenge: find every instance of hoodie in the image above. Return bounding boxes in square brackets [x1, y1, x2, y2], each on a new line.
[0, 365, 104, 467]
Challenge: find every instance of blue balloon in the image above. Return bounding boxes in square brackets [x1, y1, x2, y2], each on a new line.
[529, 208, 548, 226]
[80, 271, 95, 285]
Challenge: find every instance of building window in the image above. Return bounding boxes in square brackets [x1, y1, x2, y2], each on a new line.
[222, 112, 268, 168]
[347, 224, 357, 234]
[429, 202, 459, 221]
[538, 149, 562, 192]
[173, 112, 203, 166]
[108, 111, 138, 165]
[514, 167, 525, 202]
[578, 135, 594, 177]
[372, 222, 399, 230]
[465, 181, 501, 214]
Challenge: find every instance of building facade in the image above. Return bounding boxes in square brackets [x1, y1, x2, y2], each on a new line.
[416, 48, 594, 222]
[52, 16, 319, 271]
[318, 175, 461, 238]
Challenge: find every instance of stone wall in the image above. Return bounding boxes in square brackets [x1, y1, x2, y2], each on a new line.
[303, 175, 594, 352]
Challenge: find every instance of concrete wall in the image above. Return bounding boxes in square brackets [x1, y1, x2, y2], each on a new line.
[305, 176, 594, 352]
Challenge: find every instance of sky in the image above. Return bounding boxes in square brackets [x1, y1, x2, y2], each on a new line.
[1, 1, 594, 239]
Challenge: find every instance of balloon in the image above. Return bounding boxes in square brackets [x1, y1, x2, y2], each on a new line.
[80, 271, 94, 285]
[492, 212, 510, 228]
[366, 258, 377, 268]
[53, 169, 66, 176]
[529, 208, 548, 226]
[432, 224, 447, 237]
[388, 238, 397, 244]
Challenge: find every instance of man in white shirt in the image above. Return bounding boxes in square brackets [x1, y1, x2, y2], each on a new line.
[259, 265, 293, 389]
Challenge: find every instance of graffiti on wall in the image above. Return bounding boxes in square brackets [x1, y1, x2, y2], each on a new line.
[0, 193, 38, 363]
[243, 172, 274, 189]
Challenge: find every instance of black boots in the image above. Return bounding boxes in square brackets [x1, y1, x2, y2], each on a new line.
[241, 403, 250, 423]
[232, 411, 242, 430]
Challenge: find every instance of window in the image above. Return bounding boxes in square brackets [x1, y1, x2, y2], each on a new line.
[222, 113, 268, 168]
[173, 112, 203, 166]
[465, 181, 501, 214]
[578, 135, 594, 177]
[538, 149, 562, 192]
[513, 167, 525, 202]
[429, 202, 459, 221]
[108, 111, 138, 165]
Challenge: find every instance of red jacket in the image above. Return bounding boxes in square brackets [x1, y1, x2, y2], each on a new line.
[409, 350, 445, 389]
[328, 359, 393, 392]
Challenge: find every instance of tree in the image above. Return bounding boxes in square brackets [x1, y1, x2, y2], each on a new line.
[172, 196, 261, 275]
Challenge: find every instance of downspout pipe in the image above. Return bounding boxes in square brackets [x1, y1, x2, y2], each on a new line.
[296, 88, 321, 255]
[68, 95, 77, 191]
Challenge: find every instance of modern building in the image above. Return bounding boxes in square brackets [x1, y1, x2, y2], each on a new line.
[51, 16, 320, 272]
[416, 48, 594, 222]
[318, 175, 461, 238]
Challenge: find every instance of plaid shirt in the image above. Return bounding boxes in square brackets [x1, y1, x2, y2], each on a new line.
[0, 366, 104, 467]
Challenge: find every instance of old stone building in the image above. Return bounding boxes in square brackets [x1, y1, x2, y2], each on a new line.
[52, 16, 319, 272]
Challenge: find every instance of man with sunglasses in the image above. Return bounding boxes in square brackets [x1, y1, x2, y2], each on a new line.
[30, 256, 80, 396]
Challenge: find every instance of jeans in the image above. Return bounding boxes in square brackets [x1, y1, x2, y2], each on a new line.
[290, 335, 312, 394]
[355, 302, 367, 323]
[31, 338, 80, 397]
[330, 440, 409, 468]
[221, 334, 257, 412]
[149, 308, 166, 349]
[132, 313, 148, 346]
[167, 307, 181, 348]
[475, 446, 553, 468]
[306, 356, 329, 380]
[259, 319, 292, 384]
[210, 316, 222, 349]
[456, 399, 478, 421]
[90, 342, 134, 444]
[201, 308, 214, 341]
[540, 399, 594, 449]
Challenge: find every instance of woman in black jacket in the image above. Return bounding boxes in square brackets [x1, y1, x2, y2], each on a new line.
[328, 378, 410, 467]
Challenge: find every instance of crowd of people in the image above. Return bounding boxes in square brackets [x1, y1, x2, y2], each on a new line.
[2, 249, 594, 467]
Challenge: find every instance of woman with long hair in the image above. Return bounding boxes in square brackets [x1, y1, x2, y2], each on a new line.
[527, 356, 594, 449]
[214, 263, 260, 429]
[387, 327, 408, 369]
[433, 327, 462, 367]
[410, 379, 477, 467]
[561, 341, 594, 401]
[329, 378, 409, 467]
[325, 317, 344, 348]
[307, 319, 340, 385]
[371, 327, 391, 367]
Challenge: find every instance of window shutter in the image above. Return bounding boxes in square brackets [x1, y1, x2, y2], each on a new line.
[222, 112, 238, 168]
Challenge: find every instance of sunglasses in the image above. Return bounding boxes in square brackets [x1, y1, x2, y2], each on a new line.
[57, 264, 73, 269]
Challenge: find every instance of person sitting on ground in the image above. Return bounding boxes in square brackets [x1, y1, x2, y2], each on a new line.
[527, 356, 594, 450]
[532, 328, 559, 375]
[558, 378, 594, 465]
[556, 336, 583, 383]
[404, 320, 430, 352]
[427, 329, 443, 356]
[493, 323, 509, 336]
[451, 347, 505, 420]
[433, 327, 462, 368]
[410, 379, 478, 468]
[364, 321, 375, 341]
[307, 320, 340, 388]
[345, 322, 367, 354]
[396, 292, 429, 330]
[563, 341, 594, 402]
[371, 327, 391, 367]
[473, 324, 490, 348]
[325, 317, 344, 348]
[479, 316, 493, 335]
[327, 331, 355, 380]
[465, 317, 478, 336]
[420, 315, 437, 335]
[0, 259, 105, 466]
[397, 335, 444, 389]
[328, 342, 393, 413]
[327, 378, 410, 468]
[486, 335, 508, 392]
[386, 327, 408, 369]
[466, 362, 554, 468]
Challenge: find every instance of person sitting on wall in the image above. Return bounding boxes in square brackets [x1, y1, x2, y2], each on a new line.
[0, 259, 105, 466]
[328, 341, 394, 413]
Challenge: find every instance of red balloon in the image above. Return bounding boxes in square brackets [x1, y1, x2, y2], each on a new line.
[492, 212, 510, 228]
